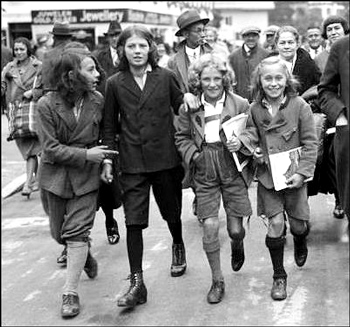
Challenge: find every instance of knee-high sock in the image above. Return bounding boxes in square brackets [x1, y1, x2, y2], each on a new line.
[167, 221, 183, 245]
[203, 239, 223, 281]
[265, 236, 287, 279]
[63, 241, 88, 295]
[127, 226, 143, 274]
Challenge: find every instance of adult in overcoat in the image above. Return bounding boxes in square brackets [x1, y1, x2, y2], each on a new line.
[318, 34, 349, 218]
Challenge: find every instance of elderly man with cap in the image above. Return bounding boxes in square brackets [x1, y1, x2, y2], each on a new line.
[42, 21, 73, 93]
[93, 20, 122, 95]
[263, 25, 280, 53]
[228, 26, 269, 102]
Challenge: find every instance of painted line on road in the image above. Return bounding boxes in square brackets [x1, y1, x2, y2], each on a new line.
[1, 173, 26, 199]
[2, 216, 48, 230]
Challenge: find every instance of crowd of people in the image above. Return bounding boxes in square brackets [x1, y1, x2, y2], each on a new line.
[1, 9, 349, 319]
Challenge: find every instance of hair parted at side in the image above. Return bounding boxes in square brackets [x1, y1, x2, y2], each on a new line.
[250, 56, 299, 103]
[116, 24, 159, 71]
[13, 37, 33, 57]
[187, 53, 234, 96]
[275, 25, 300, 44]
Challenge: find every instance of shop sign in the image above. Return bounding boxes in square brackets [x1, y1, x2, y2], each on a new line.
[32, 9, 172, 25]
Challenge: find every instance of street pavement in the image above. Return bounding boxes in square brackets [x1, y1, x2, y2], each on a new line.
[1, 115, 349, 326]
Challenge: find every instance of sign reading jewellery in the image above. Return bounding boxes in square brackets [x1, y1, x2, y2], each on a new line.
[31, 9, 172, 25]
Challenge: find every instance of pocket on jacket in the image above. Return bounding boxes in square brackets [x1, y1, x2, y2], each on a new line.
[282, 127, 297, 141]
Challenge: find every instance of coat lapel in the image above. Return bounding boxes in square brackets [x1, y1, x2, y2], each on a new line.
[191, 109, 205, 140]
[139, 70, 160, 108]
[55, 99, 78, 132]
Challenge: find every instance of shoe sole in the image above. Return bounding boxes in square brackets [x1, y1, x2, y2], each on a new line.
[117, 298, 147, 308]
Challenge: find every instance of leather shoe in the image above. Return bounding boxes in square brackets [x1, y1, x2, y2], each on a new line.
[293, 235, 308, 267]
[271, 277, 287, 301]
[207, 280, 225, 304]
[84, 251, 98, 279]
[57, 247, 67, 267]
[106, 218, 120, 244]
[171, 243, 187, 277]
[333, 204, 345, 219]
[61, 293, 80, 318]
[231, 240, 245, 272]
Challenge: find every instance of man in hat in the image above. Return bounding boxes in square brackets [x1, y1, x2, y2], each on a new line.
[228, 26, 269, 102]
[42, 21, 73, 93]
[263, 25, 280, 53]
[168, 9, 212, 93]
[93, 20, 122, 95]
[167, 9, 212, 216]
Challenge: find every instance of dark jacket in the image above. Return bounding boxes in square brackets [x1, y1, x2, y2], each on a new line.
[167, 40, 213, 93]
[92, 46, 119, 95]
[228, 44, 269, 102]
[293, 47, 321, 95]
[102, 66, 184, 174]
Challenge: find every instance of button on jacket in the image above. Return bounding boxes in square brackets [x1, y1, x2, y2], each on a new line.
[103, 66, 184, 174]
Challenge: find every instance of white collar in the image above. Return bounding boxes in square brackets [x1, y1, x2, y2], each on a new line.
[201, 91, 225, 107]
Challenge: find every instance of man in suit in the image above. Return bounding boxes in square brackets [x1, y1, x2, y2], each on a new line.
[93, 20, 122, 95]
[228, 26, 269, 102]
[167, 9, 212, 93]
[301, 25, 325, 59]
[318, 35, 349, 227]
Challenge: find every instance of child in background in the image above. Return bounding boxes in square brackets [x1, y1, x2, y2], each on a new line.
[235, 56, 318, 300]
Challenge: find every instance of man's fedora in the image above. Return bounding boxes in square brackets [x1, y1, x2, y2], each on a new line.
[175, 10, 209, 37]
[104, 21, 122, 36]
[49, 21, 73, 36]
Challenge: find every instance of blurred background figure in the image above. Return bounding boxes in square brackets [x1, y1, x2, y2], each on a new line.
[33, 34, 50, 61]
[315, 15, 349, 73]
[42, 21, 73, 93]
[204, 25, 230, 63]
[1, 36, 13, 114]
[93, 20, 122, 94]
[155, 39, 171, 68]
[228, 26, 269, 102]
[311, 15, 349, 220]
[263, 25, 279, 54]
[1, 37, 43, 198]
[301, 25, 326, 59]
[72, 30, 94, 51]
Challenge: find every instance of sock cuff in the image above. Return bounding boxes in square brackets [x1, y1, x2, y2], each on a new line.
[265, 235, 285, 249]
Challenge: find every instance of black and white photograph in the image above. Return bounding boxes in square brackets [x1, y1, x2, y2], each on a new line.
[1, 1, 349, 326]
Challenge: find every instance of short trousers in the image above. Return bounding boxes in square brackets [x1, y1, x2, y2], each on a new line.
[193, 142, 252, 220]
[257, 182, 310, 220]
[120, 165, 184, 227]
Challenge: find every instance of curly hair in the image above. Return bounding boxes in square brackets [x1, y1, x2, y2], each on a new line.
[187, 53, 234, 96]
[13, 37, 33, 57]
[47, 41, 105, 101]
[250, 56, 299, 103]
[117, 24, 159, 71]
